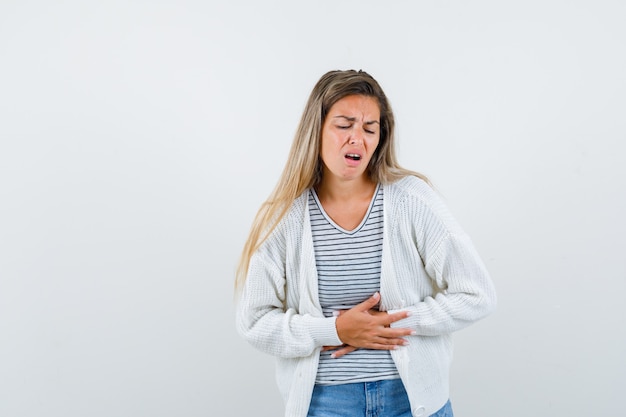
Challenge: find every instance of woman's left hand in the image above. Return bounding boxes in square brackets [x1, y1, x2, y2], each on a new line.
[321, 344, 357, 358]
[323, 309, 358, 358]
[322, 306, 398, 358]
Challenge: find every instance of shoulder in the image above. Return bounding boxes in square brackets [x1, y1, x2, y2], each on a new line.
[265, 190, 309, 241]
[385, 175, 440, 209]
[282, 190, 309, 224]
[252, 191, 309, 263]
[386, 175, 431, 197]
[385, 175, 462, 234]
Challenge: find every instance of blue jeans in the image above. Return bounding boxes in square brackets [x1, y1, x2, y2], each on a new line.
[307, 379, 453, 417]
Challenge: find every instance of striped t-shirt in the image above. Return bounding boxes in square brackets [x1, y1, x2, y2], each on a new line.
[309, 184, 399, 385]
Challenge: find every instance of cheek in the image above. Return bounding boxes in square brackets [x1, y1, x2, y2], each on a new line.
[321, 137, 332, 152]
[322, 132, 341, 152]
[319, 137, 334, 164]
[368, 137, 381, 152]
[368, 138, 381, 161]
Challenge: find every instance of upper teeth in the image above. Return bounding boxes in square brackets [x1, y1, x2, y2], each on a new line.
[347, 154, 360, 159]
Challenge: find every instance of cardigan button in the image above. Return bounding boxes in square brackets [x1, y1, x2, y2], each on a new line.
[413, 406, 426, 416]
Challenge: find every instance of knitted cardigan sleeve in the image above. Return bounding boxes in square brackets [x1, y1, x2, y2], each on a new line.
[236, 210, 342, 358]
[389, 178, 497, 335]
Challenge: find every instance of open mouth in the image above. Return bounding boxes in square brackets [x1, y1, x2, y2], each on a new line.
[345, 153, 361, 161]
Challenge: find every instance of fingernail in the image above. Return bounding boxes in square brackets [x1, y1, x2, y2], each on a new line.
[331, 353, 337, 358]
[332, 310, 340, 317]
[402, 340, 410, 346]
[410, 330, 416, 336]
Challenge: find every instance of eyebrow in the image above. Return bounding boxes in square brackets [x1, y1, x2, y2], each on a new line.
[332, 115, 380, 125]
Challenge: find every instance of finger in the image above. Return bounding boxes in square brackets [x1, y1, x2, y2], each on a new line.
[366, 341, 407, 350]
[331, 345, 357, 359]
[353, 292, 381, 312]
[368, 309, 386, 316]
[380, 310, 410, 326]
[380, 326, 415, 338]
[366, 336, 410, 349]
[322, 345, 345, 352]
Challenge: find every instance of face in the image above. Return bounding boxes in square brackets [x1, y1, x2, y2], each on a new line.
[319, 95, 381, 184]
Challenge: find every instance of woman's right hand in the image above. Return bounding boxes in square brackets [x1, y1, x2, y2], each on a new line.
[334, 292, 414, 351]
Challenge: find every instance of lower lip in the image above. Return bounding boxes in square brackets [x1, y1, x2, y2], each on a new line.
[345, 156, 361, 167]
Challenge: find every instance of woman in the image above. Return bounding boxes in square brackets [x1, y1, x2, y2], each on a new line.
[236, 70, 496, 417]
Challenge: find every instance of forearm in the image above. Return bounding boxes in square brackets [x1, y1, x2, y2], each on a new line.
[390, 233, 497, 336]
[389, 290, 496, 336]
[237, 300, 342, 358]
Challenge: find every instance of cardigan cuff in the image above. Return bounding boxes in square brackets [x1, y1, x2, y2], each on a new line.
[306, 316, 343, 346]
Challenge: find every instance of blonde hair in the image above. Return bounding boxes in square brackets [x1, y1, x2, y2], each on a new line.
[235, 70, 428, 289]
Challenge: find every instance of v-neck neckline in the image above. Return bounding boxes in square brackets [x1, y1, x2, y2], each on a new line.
[310, 183, 381, 234]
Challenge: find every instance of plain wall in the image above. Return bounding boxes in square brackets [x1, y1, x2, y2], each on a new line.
[1, 1, 624, 416]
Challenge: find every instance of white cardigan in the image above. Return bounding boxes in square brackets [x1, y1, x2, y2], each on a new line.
[236, 176, 496, 417]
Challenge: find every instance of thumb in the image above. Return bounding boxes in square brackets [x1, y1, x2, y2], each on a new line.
[354, 292, 380, 312]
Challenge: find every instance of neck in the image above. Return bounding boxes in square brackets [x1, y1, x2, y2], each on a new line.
[316, 175, 377, 203]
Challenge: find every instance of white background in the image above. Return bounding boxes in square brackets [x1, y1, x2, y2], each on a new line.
[1, 1, 624, 416]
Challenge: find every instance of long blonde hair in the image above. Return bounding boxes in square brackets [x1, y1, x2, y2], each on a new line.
[235, 70, 428, 289]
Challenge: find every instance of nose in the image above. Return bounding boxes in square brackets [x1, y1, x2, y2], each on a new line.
[349, 128, 364, 145]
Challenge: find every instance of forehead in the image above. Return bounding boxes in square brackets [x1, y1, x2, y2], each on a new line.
[327, 95, 380, 119]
